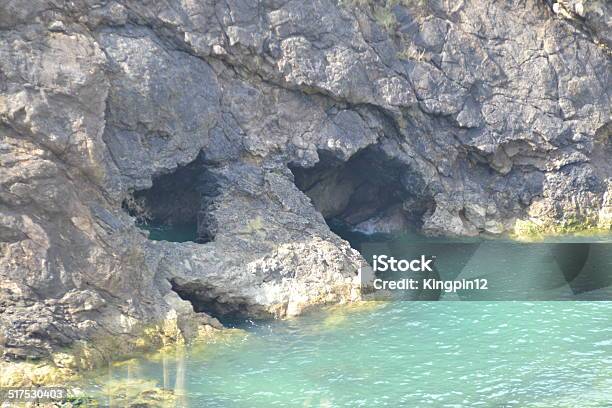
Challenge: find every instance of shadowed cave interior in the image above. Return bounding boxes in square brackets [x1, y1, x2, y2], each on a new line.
[169, 278, 274, 326]
[290, 146, 435, 238]
[123, 153, 219, 243]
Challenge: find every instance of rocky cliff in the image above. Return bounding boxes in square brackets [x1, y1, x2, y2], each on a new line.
[0, 0, 610, 377]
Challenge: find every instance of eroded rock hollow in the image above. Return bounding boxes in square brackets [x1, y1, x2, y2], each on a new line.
[124, 153, 219, 243]
[291, 146, 435, 234]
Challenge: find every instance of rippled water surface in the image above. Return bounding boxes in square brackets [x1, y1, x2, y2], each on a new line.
[89, 301, 612, 407]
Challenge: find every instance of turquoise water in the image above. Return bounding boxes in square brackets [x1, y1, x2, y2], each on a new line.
[87, 230, 612, 406]
[88, 302, 612, 407]
[139, 223, 198, 242]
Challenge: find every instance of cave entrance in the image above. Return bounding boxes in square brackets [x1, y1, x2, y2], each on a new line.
[289, 146, 434, 240]
[170, 278, 273, 327]
[123, 153, 219, 243]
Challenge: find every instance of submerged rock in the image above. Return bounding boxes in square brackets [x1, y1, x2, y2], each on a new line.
[0, 0, 610, 373]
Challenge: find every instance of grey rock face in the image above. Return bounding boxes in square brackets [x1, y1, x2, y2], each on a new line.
[0, 0, 610, 362]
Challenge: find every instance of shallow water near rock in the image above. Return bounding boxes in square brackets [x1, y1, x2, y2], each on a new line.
[85, 301, 611, 407]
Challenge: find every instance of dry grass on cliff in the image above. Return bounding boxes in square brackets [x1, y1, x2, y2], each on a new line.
[340, 0, 430, 31]
[339, 0, 432, 61]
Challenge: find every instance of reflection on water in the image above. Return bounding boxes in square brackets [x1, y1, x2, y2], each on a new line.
[92, 354, 186, 407]
[175, 348, 187, 408]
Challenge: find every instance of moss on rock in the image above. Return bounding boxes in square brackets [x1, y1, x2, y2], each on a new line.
[1, 315, 222, 388]
[513, 217, 611, 241]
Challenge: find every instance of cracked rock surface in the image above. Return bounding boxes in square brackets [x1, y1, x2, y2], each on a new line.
[0, 0, 610, 362]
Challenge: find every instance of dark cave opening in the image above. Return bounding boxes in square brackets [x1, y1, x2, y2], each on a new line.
[290, 146, 435, 238]
[123, 153, 219, 243]
[170, 279, 272, 327]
